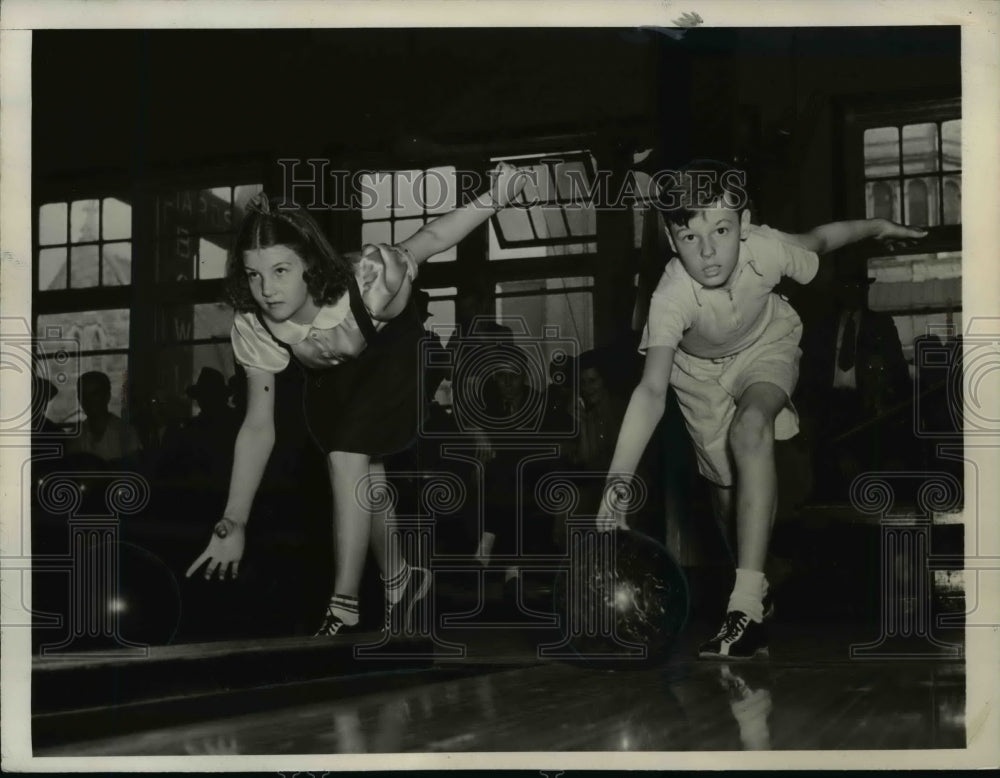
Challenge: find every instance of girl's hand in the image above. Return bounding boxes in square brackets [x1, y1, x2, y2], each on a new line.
[491, 162, 530, 209]
[872, 218, 929, 251]
[185, 518, 246, 581]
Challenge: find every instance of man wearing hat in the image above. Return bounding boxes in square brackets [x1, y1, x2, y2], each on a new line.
[186, 367, 236, 422]
[181, 367, 240, 467]
[161, 367, 241, 514]
[799, 265, 912, 498]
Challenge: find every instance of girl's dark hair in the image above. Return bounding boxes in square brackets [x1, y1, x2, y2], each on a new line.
[225, 194, 353, 313]
[655, 158, 750, 229]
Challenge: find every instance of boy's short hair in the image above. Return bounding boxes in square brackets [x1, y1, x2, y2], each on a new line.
[656, 159, 750, 228]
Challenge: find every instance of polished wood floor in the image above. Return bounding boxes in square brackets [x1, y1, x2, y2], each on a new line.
[36, 621, 965, 755]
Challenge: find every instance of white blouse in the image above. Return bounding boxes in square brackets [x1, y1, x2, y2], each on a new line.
[231, 291, 357, 372]
[231, 245, 418, 372]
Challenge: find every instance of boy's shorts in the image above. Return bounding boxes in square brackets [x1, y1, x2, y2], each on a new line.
[670, 298, 803, 487]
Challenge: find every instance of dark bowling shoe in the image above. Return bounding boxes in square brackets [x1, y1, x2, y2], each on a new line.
[698, 610, 769, 660]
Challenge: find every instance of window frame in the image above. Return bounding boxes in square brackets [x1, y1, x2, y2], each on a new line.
[489, 150, 600, 253]
[841, 94, 962, 254]
[358, 166, 460, 265]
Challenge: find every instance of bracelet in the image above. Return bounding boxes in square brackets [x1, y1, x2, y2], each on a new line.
[214, 517, 242, 538]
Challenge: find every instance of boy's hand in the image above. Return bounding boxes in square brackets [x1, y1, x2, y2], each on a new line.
[596, 480, 631, 532]
[872, 218, 929, 251]
[491, 162, 530, 209]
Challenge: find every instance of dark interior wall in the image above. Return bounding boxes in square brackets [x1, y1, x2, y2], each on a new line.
[728, 27, 961, 231]
[34, 26, 959, 202]
[32, 28, 665, 177]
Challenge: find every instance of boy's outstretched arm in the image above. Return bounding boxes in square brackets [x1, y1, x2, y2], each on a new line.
[596, 345, 674, 530]
[788, 217, 928, 255]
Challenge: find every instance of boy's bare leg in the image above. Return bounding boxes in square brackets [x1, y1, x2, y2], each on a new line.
[730, 382, 787, 573]
[698, 382, 787, 656]
[710, 484, 736, 562]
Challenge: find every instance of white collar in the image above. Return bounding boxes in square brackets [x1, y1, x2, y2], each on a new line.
[262, 292, 352, 345]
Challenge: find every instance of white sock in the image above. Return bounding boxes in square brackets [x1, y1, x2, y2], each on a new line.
[727, 568, 765, 623]
[474, 532, 496, 567]
[382, 563, 411, 605]
[327, 593, 359, 626]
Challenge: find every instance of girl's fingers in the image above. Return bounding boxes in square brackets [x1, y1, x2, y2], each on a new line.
[185, 552, 208, 578]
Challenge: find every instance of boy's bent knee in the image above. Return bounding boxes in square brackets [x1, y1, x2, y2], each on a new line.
[729, 406, 774, 458]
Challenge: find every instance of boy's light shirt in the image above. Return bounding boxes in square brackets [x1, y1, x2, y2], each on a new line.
[640, 224, 820, 360]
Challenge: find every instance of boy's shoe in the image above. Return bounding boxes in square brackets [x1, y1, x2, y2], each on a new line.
[314, 610, 365, 638]
[762, 592, 775, 621]
[385, 566, 432, 635]
[698, 610, 769, 660]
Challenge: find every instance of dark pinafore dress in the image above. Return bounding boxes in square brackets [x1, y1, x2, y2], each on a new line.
[255, 277, 425, 458]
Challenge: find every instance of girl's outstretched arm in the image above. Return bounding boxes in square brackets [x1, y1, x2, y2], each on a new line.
[186, 366, 276, 580]
[400, 162, 527, 263]
[360, 162, 528, 320]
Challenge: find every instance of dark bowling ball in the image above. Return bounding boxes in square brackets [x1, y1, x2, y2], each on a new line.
[82, 541, 183, 650]
[552, 528, 689, 669]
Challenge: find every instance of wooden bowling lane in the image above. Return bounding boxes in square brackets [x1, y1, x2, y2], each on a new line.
[37, 657, 965, 755]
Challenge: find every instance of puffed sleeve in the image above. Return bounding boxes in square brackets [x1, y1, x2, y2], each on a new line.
[231, 312, 290, 373]
[638, 264, 693, 353]
[750, 224, 820, 285]
[355, 245, 414, 320]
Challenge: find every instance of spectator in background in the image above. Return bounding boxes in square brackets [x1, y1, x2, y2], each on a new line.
[798, 270, 913, 499]
[413, 288, 450, 407]
[545, 352, 576, 421]
[571, 349, 629, 474]
[475, 344, 570, 604]
[31, 372, 63, 435]
[66, 371, 142, 462]
[181, 367, 241, 480]
[186, 367, 240, 436]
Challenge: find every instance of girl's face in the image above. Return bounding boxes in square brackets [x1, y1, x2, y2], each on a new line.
[242, 245, 316, 323]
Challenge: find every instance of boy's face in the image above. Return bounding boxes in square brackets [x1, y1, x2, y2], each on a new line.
[666, 206, 750, 289]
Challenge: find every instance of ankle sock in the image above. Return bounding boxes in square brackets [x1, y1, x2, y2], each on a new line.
[327, 593, 359, 626]
[727, 568, 765, 623]
[383, 563, 411, 605]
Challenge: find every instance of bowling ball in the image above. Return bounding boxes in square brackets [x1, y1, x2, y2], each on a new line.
[81, 541, 183, 651]
[552, 528, 689, 669]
